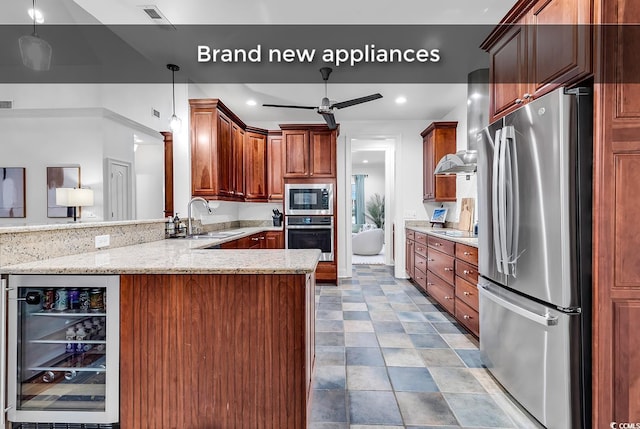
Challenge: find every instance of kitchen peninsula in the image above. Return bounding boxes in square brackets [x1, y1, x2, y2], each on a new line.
[1, 236, 320, 429]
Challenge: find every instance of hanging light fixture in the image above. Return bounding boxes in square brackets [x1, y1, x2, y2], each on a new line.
[167, 64, 182, 133]
[19, 0, 52, 71]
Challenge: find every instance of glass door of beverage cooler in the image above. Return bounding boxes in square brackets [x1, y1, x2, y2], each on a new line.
[7, 275, 119, 425]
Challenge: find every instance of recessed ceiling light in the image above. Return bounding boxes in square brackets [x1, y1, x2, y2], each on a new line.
[246, 99, 257, 106]
[363, 160, 369, 163]
[395, 96, 407, 105]
[28, 8, 44, 24]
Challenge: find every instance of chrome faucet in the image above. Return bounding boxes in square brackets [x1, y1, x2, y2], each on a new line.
[187, 197, 213, 236]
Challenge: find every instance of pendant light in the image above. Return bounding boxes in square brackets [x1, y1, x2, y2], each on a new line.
[167, 64, 182, 133]
[19, 0, 52, 71]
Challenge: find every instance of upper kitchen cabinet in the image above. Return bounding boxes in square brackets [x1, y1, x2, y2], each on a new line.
[481, 0, 593, 121]
[421, 121, 457, 203]
[190, 99, 246, 199]
[281, 125, 338, 178]
[244, 128, 268, 201]
[267, 131, 284, 200]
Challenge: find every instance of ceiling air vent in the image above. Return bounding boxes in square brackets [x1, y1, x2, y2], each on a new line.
[0, 100, 13, 109]
[138, 5, 175, 28]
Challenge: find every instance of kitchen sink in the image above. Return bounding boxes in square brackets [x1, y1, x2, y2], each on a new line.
[187, 231, 243, 239]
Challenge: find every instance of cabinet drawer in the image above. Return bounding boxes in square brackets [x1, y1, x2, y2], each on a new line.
[414, 266, 428, 292]
[455, 299, 479, 337]
[415, 243, 428, 258]
[456, 243, 478, 265]
[426, 271, 455, 314]
[415, 232, 428, 246]
[427, 235, 455, 256]
[415, 253, 427, 274]
[406, 229, 415, 241]
[455, 276, 479, 311]
[455, 260, 478, 284]
[428, 248, 455, 285]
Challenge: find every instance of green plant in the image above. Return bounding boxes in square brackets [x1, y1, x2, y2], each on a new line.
[365, 193, 385, 229]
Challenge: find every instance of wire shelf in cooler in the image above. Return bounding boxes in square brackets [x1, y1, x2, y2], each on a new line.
[30, 312, 107, 317]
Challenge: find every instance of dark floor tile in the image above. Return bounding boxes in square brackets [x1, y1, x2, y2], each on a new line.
[314, 365, 346, 389]
[456, 349, 485, 368]
[387, 367, 439, 392]
[444, 393, 514, 427]
[348, 391, 403, 425]
[372, 321, 406, 334]
[395, 392, 458, 426]
[345, 347, 385, 366]
[310, 390, 347, 423]
[339, 279, 360, 284]
[316, 332, 345, 347]
[409, 334, 450, 349]
[432, 322, 466, 334]
[343, 311, 371, 320]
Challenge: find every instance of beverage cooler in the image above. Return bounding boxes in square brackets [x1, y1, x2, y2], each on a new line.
[3, 275, 119, 428]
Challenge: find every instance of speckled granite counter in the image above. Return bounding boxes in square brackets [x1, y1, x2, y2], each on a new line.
[405, 224, 479, 248]
[0, 226, 317, 275]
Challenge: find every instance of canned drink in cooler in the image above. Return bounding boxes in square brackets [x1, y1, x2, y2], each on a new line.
[89, 288, 104, 312]
[43, 288, 55, 311]
[54, 288, 69, 311]
[68, 288, 80, 311]
[79, 288, 90, 312]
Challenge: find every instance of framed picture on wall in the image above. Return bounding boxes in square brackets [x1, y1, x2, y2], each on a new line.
[47, 166, 80, 218]
[0, 167, 26, 218]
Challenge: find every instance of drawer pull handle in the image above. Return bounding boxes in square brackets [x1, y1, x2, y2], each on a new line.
[463, 270, 473, 275]
[427, 258, 434, 262]
[463, 291, 471, 296]
[463, 314, 471, 320]
[444, 296, 452, 300]
[444, 267, 452, 271]
[427, 282, 434, 286]
[251, 237, 260, 241]
[435, 243, 442, 246]
[463, 251, 472, 256]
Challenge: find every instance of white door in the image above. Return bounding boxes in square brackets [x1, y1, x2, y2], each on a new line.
[106, 159, 132, 221]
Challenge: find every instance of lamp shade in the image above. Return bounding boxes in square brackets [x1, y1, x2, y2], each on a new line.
[56, 188, 94, 207]
[18, 34, 52, 71]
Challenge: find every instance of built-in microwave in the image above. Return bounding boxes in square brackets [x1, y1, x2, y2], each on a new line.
[284, 183, 333, 215]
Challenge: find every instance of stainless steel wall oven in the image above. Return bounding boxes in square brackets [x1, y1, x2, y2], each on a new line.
[285, 216, 334, 262]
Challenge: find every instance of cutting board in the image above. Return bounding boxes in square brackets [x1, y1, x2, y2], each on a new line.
[458, 198, 475, 232]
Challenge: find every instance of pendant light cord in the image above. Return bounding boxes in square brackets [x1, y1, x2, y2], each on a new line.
[172, 68, 176, 116]
[32, 0, 37, 35]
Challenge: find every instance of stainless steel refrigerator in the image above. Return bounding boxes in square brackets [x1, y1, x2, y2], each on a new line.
[477, 87, 592, 429]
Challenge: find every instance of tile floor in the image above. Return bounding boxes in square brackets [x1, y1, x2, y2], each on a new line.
[310, 264, 543, 429]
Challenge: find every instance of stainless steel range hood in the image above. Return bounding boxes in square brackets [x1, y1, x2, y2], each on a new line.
[434, 68, 488, 175]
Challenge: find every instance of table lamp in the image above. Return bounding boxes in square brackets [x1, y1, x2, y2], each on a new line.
[55, 188, 94, 222]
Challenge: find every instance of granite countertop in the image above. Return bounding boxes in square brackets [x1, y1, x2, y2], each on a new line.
[406, 225, 479, 248]
[0, 219, 164, 234]
[0, 226, 318, 275]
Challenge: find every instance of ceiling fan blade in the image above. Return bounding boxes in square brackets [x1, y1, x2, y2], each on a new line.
[320, 112, 337, 130]
[262, 103, 316, 110]
[331, 93, 383, 110]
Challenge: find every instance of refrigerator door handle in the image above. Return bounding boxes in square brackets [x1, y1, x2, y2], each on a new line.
[502, 126, 521, 277]
[479, 284, 558, 326]
[498, 128, 510, 274]
[492, 128, 504, 273]
[1, 278, 7, 429]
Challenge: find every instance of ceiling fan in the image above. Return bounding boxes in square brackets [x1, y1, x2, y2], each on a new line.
[262, 67, 383, 130]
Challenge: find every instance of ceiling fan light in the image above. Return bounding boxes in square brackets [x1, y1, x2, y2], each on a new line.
[169, 114, 182, 132]
[19, 33, 52, 71]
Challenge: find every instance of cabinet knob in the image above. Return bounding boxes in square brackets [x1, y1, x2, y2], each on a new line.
[260, 236, 265, 240]
[463, 314, 471, 320]
[435, 242, 442, 246]
[515, 98, 523, 104]
[444, 267, 452, 271]
[427, 258, 434, 262]
[444, 296, 452, 300]
[523, 93, 532, 99]
[251, 237, 260, 241]
[427, 282, 434, 286]
[463, 291, 471, 296]
[463, 251, 472, 256]
[463, 270, 473, 275]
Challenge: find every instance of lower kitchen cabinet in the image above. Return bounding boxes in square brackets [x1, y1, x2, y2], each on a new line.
[406, 229, 480, 337]
[120, 272, 316, 429]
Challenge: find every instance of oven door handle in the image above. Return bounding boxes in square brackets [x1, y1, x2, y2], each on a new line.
[285, 225, 333, 229]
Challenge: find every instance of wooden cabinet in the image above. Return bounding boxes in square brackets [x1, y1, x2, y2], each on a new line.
[405, 228, 480, 337]
[281, 125, 337, 178]
[244, 129, 268, 201]
[267, 131, 284, 200]
[481, 0, 593, 121]
[265, 231, 284, 249]
[593, 0, 640, 425]
[232, 122, 245, 199]
[216, 110, 234, 197]
[421, 122, 457, 202]
[120, 272, 315, 429]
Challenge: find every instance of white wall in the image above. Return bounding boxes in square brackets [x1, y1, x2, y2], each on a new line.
[135, 144, 165, 219]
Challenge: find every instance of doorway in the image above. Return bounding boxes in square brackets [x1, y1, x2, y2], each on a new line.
[348, 137, 396, 268]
